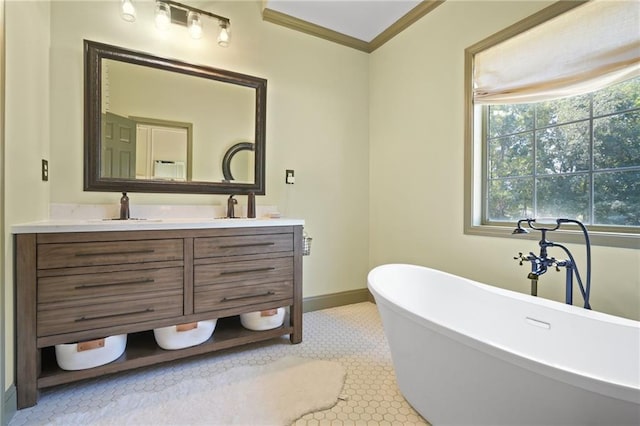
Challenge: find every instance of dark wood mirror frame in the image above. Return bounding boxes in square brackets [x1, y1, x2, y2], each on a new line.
[84, 40, 266, 195]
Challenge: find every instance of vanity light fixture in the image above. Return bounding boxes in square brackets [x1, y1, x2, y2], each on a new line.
[187, 11, 202, 39]
[120, 0, 136, 22]
[154, 1, 172, 31]
[121, 1, 231, 47]
[217, 21, 231, 47]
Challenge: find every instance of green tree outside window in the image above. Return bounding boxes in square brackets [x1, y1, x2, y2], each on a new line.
[485, 77, 640, 227]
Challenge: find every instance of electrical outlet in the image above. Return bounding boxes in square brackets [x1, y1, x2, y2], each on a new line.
[41, 159, 49, 182]
[285, 169, 295, 184]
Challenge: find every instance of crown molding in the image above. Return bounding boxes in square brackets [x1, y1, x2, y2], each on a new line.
[369, 0, 445, 51]
[262, 8, 370, 52]
[262, 0, 446, 54]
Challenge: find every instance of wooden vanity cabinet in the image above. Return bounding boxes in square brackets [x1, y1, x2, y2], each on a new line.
[15, 225, 303, 408]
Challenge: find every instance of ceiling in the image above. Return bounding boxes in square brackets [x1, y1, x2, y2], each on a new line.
[262, 0, 445, 53]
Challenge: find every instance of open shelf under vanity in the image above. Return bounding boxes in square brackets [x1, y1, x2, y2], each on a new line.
[38, 315, 293, 388]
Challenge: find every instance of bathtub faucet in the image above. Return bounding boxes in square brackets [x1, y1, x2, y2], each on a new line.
[514, 249, 555, 296]
[512, 218, 592, 309]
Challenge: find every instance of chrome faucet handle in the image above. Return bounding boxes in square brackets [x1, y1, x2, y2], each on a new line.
[514, 252, 526, 266]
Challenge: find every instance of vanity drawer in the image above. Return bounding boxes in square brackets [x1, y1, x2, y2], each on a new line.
[194, 280, 293, 314]
[194, 257, 293, 287]
[194, 234, 293, 258]
[37, 239, 183, 270]
[38, 267, 183, 304]
[37, 294, 183, 336]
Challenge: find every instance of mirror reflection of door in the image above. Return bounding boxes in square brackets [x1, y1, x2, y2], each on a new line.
[102, 112, 136, 178]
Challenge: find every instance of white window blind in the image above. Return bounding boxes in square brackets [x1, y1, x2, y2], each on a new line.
[474, 0, 640, 105]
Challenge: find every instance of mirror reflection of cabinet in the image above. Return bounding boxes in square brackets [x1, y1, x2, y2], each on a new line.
[134, 121, 192, 181]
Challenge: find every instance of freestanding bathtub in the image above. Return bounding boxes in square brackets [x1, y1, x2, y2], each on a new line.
[368, 264, 640, 425]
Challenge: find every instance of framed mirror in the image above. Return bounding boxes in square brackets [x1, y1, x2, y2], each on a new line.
[84, 40, 266, 194]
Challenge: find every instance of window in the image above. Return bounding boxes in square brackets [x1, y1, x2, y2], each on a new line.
[485, 77, 640, 227]
[464, 1, 640, 248]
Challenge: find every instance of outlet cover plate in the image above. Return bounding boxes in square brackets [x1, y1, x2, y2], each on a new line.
[42, 159, 49, 181]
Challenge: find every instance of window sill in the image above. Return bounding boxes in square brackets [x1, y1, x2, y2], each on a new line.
[464, 223, 640, 250]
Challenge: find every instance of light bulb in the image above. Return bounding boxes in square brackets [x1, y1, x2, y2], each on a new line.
[188, 11, 203, 39]
[155, 2, 171, 31]
[121, 0, 136, 22]
[217, 22, 231, 47]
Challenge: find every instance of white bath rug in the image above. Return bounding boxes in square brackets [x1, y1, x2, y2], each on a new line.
[50, 356, 346, 425]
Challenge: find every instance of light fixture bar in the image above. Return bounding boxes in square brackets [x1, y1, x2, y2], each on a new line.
[163, 0, 230, 26]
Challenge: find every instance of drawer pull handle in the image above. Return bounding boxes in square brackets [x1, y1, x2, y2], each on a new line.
[221, 291, 275, 302]
[219, 242, 275, 249]
[75, 308, 155, 322]
[75, 249, 155, 257]
[220, 267, 275, 276]
[75, 278, 155, 289]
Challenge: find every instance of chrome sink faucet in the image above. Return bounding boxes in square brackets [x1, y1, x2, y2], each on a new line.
[226, 195, 238, 218]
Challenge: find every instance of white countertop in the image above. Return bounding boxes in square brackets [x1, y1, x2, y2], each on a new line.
[11, 217, 305, 234]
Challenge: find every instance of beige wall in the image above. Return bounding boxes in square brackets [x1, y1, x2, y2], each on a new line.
[369, 0, 640, 321]
[4, 0, 52, 392]
[4, 0, 370, 392]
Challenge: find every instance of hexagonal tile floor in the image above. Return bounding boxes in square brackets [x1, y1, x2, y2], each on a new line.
[9, 302, 429, 425]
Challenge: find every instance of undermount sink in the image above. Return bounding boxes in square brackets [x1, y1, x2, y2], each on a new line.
[87, 218, 164, 223]
[214, 217, 252, 220]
